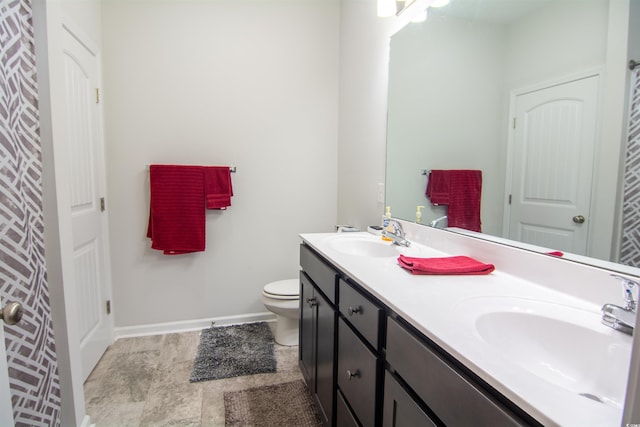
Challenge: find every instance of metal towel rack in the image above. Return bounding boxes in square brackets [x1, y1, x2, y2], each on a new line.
[147, 165, 236, 172]
[630, 60, 639, 71]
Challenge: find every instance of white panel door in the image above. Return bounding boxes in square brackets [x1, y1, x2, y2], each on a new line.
[62, 25, 113, 380]
[508, 75, 599, 254]
[0, 296, 15, 426]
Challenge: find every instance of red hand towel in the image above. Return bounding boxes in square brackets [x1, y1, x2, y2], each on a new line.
[397, 254, 495, 275]
[204, 166, 233, 209]
[425, 170, 450, 205]
[147, 165, 206, 254]
[426, 170, 482, 232]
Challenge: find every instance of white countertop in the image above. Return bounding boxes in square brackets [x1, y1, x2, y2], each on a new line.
[300, 230, 635, 427]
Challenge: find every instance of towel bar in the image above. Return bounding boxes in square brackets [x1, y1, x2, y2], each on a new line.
[147, 164, 236, 172]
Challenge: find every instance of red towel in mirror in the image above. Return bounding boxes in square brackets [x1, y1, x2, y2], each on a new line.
[426, 170, 482, 232]
[398, 254, 495, 275]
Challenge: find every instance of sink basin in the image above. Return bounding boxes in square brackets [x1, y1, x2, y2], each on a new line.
[329, 236, 399, 257]
[327, 235, 437, 258]
[456, 297, 632, 409]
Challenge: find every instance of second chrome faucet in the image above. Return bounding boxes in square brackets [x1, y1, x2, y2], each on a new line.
[602, 274, 638, 335]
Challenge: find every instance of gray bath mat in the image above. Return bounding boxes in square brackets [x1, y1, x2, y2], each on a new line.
[224, 380, 322, 426]
[190, 322, 276, 383]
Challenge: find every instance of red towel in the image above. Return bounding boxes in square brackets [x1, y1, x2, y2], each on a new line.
[147, 165, 206, 254]
[398, 254, 495, 275]
[204, 166, 233, 209]
[426, 170, 482, 232]
[425, 170, 450, 205]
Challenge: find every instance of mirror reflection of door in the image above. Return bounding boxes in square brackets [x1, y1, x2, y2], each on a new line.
[506, 74, 599, 255]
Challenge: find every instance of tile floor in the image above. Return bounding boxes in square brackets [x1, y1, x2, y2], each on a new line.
[83, 326, 302, 426]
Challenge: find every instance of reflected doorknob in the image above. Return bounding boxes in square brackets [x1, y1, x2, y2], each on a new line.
[573, 215, 586, 224]
[0, 301, 23, 325]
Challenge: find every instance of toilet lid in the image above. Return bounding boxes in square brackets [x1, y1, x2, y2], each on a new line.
[263, 279, 299, 300]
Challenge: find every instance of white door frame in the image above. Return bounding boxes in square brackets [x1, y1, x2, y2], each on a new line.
[0, 295, 15, 426]
[503, 68, 603, 255]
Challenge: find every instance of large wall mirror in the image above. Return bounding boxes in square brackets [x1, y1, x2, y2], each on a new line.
[386, 0, 640, 270]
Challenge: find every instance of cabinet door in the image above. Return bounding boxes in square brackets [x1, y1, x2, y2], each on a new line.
[338, 318, 378, 427]
[337, 389, 359, 427]
[299, 272, 316, 387]
[383, 371, 437, 427]
[315, 290, 335, 425]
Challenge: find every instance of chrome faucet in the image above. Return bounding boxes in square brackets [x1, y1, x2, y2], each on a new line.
[382, 219, 411, 247]
[601, 274, 638, 335]
[429, 215, 448, 228]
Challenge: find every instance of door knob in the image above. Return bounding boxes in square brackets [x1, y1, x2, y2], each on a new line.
[0, 301, 23, 325]
[573, 215, 586, 224]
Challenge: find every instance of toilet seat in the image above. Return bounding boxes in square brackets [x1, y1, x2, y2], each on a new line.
[263, 279, 299, 300]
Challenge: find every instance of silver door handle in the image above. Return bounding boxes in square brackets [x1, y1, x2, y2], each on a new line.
[573, 215, 585, 224]
[0, 301, 23, 325]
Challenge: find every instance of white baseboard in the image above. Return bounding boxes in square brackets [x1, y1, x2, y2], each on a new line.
[79, 415, 94, 427]
[114, 311, 277, 339]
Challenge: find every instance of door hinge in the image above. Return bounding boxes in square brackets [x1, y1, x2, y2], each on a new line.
[100, 197, 105, 212]
[508, 194, 512, 204]
[512, 117, 516, 129]
[95, 88, 101, 104]
[106, 300, 111, 315]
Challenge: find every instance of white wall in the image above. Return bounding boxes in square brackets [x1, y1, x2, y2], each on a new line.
[337, 0, 390, 230]
[101, 0, 339, 328]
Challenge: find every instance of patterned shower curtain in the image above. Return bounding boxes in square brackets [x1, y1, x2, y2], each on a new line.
[0, 0, 61, 425]
[621, 68, 640, 268]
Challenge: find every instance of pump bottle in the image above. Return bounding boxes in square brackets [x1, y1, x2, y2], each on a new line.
[382, 206, 393, 241]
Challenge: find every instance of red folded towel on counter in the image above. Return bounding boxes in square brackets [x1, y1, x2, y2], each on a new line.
[397, 254, 495, 275]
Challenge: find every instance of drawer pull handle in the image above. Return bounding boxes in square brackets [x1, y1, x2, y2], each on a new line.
[346, 369, 360, 380]
[347, 306, 362, 316]
[306, 297, 318, 307]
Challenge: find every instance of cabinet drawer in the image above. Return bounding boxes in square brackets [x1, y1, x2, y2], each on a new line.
[386, 317, 526, 427]
[383, 371, 436, 427]
[338, 318, 378, 427]
[339, 279, 383, 350]
[300, 244, 338, 304]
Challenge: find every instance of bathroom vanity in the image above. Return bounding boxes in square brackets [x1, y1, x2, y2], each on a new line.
[298, 222, 636, 427]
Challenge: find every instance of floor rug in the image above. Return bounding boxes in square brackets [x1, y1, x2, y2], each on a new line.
[224, 380, 322, 426]
[189, 322, 276, 383]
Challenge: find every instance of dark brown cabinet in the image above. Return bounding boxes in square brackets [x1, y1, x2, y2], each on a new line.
[299, 243, 540, 427]
[299, 245, 338, 426]
[383, 371, 436, 427]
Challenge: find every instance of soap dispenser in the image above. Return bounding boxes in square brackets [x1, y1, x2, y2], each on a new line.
[382, 206, 393, 241]
[416, 206, 425, 224]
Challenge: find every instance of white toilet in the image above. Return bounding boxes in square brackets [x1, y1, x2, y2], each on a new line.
[262, 279, 300, 346]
